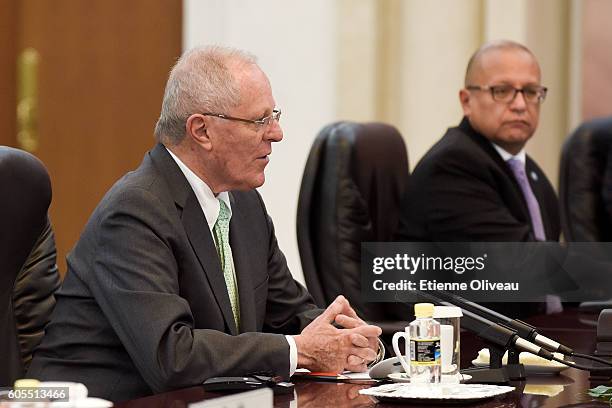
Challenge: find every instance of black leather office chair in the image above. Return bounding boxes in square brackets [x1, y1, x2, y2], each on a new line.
[559, 117, 612, 241]
[297, 122, 411, 336]
[0, 146, 60, 386]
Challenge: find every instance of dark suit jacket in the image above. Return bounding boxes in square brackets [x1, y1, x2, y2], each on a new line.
[28, 144, 319, 402]
[396, 117, 560, 242]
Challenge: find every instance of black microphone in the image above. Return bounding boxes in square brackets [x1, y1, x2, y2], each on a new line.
[428, 289, 573, 355]
[416, 290, 554, 361]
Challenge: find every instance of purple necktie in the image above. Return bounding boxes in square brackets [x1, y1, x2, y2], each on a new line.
[507, 158, 546, 241]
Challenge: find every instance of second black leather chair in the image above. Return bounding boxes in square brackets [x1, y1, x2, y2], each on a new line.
[297, 121, 411, 337]
[0, 146, 60, 386]
[559, 117, 612, 241]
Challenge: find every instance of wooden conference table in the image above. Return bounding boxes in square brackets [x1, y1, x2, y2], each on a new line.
[115, 309, 610, 407]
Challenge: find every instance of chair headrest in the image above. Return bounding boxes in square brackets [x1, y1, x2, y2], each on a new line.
[319, 122, 409, 240]
[0, 146, 52, 286]
[560, 117, 612, 241]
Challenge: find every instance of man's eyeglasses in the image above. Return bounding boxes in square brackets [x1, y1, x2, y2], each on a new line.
[466, 85, 548, 104]
[201, 109, 281, 128]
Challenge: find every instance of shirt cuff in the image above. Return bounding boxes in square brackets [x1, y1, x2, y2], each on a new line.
[285, 335, 298, 376]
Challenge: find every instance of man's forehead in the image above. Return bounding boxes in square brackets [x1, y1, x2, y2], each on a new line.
[473, 48, 541, 83]
[232, 65, 275, 114]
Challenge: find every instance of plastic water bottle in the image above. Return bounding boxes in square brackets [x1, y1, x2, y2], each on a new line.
[409, 303, 441, 383]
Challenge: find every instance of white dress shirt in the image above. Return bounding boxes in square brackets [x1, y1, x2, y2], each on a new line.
[166, 147, 298, 375]
[491, 143, 526, 166]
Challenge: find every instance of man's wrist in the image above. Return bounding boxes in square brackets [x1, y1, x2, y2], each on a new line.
[368, 338, 386, 367]
[292, 334, 315, 370]
[285, 335, 298, 376]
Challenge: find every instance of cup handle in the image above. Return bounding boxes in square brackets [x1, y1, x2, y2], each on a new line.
[392, 332, 411, 374]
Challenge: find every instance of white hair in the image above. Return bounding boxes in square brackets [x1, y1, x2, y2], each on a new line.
[154, 45, 258, 145]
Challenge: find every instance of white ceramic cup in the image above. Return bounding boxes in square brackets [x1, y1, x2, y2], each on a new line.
[433, 306, 462, 380]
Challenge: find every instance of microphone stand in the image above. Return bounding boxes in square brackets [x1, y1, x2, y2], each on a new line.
[460, 309, 526, 383]
[416, 291, 526, 383]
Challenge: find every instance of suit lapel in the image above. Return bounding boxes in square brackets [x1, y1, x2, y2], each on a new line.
[149, 144, 238, 334]
[461, 119, 532, 223]
[228, 193, 257, 333]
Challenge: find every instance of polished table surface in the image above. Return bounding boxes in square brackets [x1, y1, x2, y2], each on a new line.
[115, 309, 611, 407]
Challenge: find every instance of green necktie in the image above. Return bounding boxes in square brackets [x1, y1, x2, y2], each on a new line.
[213, 199, 240, 329]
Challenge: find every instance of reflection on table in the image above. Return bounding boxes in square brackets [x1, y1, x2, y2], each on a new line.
[115, 309, 608, 408]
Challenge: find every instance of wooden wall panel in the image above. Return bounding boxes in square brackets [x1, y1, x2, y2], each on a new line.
[582, 0, 612, 120]
[0, 0, 17, 146]
[17, 0, 182, 275]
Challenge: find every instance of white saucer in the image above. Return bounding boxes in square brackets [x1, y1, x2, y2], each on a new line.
[360, 383, 514, 403]
[471, 359, 568, 375]
[472, 348, 569, 375]
[387, 372, 411, 383]
[388, 373, 472, 383]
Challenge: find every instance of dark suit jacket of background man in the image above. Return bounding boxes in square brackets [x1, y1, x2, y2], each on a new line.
[396, 117, 560, 242]
[28, 144, 320, 401]
[395, 118, 560, 317]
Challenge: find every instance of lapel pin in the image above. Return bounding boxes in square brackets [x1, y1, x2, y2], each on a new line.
[530, 171, 538, 182]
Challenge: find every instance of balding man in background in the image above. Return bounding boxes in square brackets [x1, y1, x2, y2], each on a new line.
[396, 40, 560, 316]
[398, 40, 559, 242]
[29, 46, 381, 401]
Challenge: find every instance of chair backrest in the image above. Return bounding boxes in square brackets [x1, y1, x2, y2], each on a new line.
[0, 146, 60, 386]
[296, 122, 410, 321]
[559, 117, 612, 241]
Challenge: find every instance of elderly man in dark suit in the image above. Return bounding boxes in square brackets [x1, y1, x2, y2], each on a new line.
[28, 46, 381, 402]
[396, 40, 560, 317]
[397, 40, 559, 242]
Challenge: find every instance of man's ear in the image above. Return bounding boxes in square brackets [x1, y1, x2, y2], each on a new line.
[186, 114, 213, 150]
[459, 88, 471, 116]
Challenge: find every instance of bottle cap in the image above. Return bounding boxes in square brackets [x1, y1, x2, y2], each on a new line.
[414, 302, 434, 318]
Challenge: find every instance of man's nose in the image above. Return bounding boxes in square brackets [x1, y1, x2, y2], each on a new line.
[510, 90, 528, 111]
[264, 120, 283, 142]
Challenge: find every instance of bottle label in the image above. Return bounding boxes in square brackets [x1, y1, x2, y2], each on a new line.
[410, 338, 441, 366]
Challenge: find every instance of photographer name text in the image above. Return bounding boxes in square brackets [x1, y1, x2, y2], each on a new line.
[372, 279, 519, 292]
